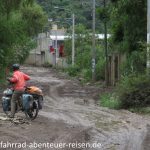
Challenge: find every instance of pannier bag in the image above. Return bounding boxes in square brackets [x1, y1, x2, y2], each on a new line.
[2, 97, 11, 111]
[22, 94, 33, 111]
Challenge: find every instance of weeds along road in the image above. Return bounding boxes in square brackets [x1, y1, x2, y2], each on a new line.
[0, 66, 150, 150]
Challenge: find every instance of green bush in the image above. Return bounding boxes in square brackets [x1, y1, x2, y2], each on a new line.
[64, 24, 106, 82]
[100, 93, 121, 109]
[79, 69, 92, 81]
[116, 74, 150, 108]
[66, 65, 80, 77]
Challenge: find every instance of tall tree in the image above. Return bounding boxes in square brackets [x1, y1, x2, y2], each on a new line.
[110, 0, 147, 53]
[0, 0, 47, 75]
[21, 3, 47, 36]
[108, 0, 147, 74]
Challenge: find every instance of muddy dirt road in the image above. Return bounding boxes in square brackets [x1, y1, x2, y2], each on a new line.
[0, 66, 150, 150]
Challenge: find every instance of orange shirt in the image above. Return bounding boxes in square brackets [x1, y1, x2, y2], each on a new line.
[10, 70, 30, 91]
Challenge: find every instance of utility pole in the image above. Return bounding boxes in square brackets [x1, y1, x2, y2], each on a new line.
[55, 28, 58, 66]
[53, 24, 58, 66]
[147, 0, 150, 75]
[92, 0, 96, 81]
[104, 0, 109, 86]
[54, 6, 75, 66]
[72, 13, 75, 66]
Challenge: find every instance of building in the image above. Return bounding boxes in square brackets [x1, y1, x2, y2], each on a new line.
[25, 32, 52, 66]
[25, 25, 67, 67]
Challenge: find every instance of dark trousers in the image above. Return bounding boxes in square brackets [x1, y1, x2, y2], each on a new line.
[10, 90, 23, 117]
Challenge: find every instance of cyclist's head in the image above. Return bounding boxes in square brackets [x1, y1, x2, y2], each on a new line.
[12, 64, 20, 71]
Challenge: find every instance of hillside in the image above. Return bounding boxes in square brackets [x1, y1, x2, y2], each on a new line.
[36, 0, 106, 31]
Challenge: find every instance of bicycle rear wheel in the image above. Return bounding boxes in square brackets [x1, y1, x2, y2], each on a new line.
[25, 101, 39, 120]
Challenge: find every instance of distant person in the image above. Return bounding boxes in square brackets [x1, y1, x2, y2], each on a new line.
[50, 46, 55, 54]
[7, 64, 30, 118]
[59, 44, 64, 57]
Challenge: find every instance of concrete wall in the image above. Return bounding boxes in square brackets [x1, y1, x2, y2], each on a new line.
[25, 33, 54, 66]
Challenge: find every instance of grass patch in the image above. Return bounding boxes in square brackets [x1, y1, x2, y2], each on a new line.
[100, 93, 150, 114]
[100, 93, 121, 109]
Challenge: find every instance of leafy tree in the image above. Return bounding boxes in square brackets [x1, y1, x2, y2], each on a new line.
[108, 0, 147, 75]
[36, 0, 104, 31]
[21, 3, 48, 36]
[0, 0, 47, 79]
[110, 0, 147, 53]
[0, 0, 22, 19]
[64, 24, 105, 81]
